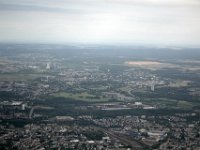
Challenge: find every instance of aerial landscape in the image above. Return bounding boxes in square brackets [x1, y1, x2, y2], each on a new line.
[0, 44, 199, 149]
[0, 0, 200, 150]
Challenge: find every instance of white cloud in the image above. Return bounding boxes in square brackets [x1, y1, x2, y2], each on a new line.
[0, 0, 200, 46]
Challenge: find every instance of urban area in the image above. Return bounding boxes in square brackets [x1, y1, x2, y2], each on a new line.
[0, 44, 200, 150]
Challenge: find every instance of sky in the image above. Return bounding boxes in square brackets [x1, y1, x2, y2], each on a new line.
[0, 0, 200, 46]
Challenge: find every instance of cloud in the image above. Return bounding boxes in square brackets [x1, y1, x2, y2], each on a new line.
[0, 0, 200, 46]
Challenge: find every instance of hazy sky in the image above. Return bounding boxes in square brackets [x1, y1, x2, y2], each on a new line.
[0, 0, 200, 46]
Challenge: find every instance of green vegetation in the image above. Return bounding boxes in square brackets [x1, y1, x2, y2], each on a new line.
[140, 98, 197, 110]
[33, 97, 193, 119]
[133, 86, 200, 110]
[0, 73, 44, 81]
[53, 92, 92, 99]
[177, 100, 194, 109]
[52, 92, 109, 102]
[83, 130, 105, 140]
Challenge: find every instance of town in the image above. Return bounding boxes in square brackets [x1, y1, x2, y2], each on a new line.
[0, 44, 200, 150]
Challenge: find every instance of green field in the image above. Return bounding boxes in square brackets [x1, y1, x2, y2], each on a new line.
[0, 73, 44, 81]
[177, 100, 194, 109]
[52, 92, 110, 102]
[142, 98, 196, 110]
